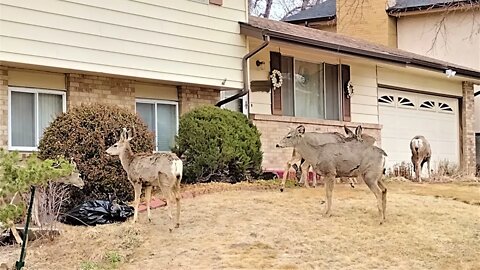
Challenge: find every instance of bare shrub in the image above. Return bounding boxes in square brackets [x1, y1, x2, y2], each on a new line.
[386, 162, 413, 180]
[35, 182, 70, 238]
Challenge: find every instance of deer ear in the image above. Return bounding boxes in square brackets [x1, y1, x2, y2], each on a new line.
[344, 125, 354, 137]
[296, 125, 305, 134]
[355, 125, 363, 137]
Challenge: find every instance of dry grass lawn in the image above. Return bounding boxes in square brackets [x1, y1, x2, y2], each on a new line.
[1, 181, 479, 270]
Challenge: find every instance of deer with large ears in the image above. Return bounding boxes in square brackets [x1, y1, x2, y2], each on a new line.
[106, 127, 183, 232]
[410, 135, 432, 183]
[277, 125, 388, 224]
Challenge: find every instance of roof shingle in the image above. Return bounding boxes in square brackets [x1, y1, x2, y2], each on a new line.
[282, 0, 336, 22]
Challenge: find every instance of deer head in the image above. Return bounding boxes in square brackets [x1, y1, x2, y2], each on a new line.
[344, 125, 363, 142]
[276, 125, 306, 148]
[56, 159, 84, 189]
[106, 126, 136, 156]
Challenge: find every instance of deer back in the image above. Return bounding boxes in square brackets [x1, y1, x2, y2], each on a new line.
[128, 152, 181, 183]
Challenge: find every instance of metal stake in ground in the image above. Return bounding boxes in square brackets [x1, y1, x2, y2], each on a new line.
[15, 186, 35, 270]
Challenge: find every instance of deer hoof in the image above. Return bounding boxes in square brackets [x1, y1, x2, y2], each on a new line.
[169, 228, 173, 233]
[175, 223, 180, 228]
[280, 188, 284, 192]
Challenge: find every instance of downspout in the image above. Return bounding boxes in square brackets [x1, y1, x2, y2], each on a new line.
[215, 34, 270, 112]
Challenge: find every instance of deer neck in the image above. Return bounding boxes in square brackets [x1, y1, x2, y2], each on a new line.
[119, 144, 135, 171]
[294, 139, 321, 164]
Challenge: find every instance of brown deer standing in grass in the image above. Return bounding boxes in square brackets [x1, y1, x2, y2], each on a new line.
[410, 135, 432, 183]
[106, 127, 183, 232]
[280, 126, 377, 191]
[277, 125, 388, 224]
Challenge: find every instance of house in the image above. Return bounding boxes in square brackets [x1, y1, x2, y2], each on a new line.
[0, 0, 478, 178]
[282, 0, 480, 171]
[242, 16, 478, 176]
[0, 0, 248, 153]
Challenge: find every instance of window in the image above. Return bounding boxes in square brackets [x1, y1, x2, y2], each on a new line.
[271, 52, 344, 120]
[8, 87, 66, 151]
[220, 90, 244, 113]
[135, 99, 178, 152]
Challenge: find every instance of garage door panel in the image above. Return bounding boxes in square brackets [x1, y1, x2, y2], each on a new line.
[378, 89, 459, 171]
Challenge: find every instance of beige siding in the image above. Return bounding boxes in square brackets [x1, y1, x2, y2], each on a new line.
[377, 66, 463, 97]
[8, 69, 66, 90]
[397, 11, 480, 70]
[0, 0, 247, 89]
[135, 83, 178, 101]
[347, 62, 379, 124]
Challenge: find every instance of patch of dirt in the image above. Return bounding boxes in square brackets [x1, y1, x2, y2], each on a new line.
[1, 182, 479, 270]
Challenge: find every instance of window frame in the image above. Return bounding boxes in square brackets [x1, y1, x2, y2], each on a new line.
[135, 98, 179, 153]
[8, 86, 66, 152]
[288, 57, 342, 120]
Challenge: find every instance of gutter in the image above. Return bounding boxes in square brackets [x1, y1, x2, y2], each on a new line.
[215, 34, 270, 110]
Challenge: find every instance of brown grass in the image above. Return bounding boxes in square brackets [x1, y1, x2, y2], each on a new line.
[1, 181, 479, 270]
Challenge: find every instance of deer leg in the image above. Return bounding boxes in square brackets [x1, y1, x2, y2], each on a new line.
[378, 179, 387, 219]
[312, 167, 317, 188]
[427, 157, 431, 179]
[174, 186, 181, 229]
[145, 185, 153, 222]
[280, 160, 293, 192]
[301, 162, 311, 188]
[323, 176, 335, 217]
[364, 174, 385, 224]
[132, 182, 142, 223]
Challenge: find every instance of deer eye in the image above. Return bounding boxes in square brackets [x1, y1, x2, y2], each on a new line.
[114, 144, 118, 148]
[286, 136, 291, 139]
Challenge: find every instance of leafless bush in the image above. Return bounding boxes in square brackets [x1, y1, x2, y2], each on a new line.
[386, 162, 413, 179]
[35, 182, 71, 236]
[432, 159, 460, 177]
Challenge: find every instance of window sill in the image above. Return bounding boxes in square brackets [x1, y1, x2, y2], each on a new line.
[249, 114, 382, 130]
[8, 146, 38, 152]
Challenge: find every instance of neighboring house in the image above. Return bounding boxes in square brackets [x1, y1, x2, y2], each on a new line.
[0, 0, 248, 152]
[283, 0, 480, 170]
[242, 16, 478, 175]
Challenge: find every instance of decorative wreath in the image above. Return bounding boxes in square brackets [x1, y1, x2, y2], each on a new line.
[345, 80, 354, 98]
[270, 69, 283, 89]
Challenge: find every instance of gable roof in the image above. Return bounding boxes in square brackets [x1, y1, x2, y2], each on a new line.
[387, 0, 480, 13]
[282, 0, 336, 23]
[240, 16, 480, 79]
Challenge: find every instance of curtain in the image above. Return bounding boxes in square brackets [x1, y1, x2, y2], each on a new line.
[136, 103, 156, 133]
[281, 56, 294, 116]
[11, 91, 35, 147]
[294, 60, 324, 118]
[38, 93, 62, 140]
[324, 63, 340, 120]
[156, 104, 177, 151]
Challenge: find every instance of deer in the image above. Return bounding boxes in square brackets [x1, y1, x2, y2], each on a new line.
[277, 125, 388, 224]
[0, 158, 83, 245]
[106, 127, 183, 232]
[410, 135, 432, 183]
[280, 126, 377, 191]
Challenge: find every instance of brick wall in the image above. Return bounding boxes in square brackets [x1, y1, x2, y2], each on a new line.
[251, 114, 382, 170]
[0, 66, 7, 149]
[67, 74, 135, 111]
[336, 0, 397, 47]
[461, 81, 476, 175]
[178, 86, 220, 115]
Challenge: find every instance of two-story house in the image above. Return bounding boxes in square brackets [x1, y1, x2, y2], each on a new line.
[1, 0, 479, 179]
[281, 0, 480, 173]
[0, 0, 248, 153]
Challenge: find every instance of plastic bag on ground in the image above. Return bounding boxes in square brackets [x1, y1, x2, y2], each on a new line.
[59, 199, 134, 226]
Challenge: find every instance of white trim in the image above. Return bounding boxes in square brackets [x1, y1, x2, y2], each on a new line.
[8, 86, 66, 151]
[135, 98, 179, 152]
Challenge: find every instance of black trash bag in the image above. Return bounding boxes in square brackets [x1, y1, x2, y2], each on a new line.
[59, 197, 134, 226]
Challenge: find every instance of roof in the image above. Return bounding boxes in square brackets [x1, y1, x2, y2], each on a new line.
[387, 0, 480, 13]
[282, 0, 336, 23]
[240, 16, 480, 79]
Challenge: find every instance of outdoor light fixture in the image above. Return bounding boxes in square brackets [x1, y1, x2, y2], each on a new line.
[256, 60, 265, 67]
[445, 69, 456, 78]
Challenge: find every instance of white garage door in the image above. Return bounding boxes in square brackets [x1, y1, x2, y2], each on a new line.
[378, 89, 460, 172]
